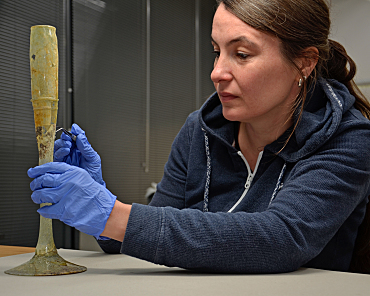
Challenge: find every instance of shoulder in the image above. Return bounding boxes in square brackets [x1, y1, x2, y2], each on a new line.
[185, 110, 200, 126]
[173, 110, 200, 144]
[178, 92, 219, 137]
[339, 106, 370, 140]
[322, 110, 370, 172]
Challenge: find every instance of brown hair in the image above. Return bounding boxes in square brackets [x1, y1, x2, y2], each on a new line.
[216, 0, 370, 273]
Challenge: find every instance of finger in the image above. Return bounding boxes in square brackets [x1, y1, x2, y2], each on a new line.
[30, 173, 58, 191]
[71, 124, 97, 159]
[54, 138, 72, 151]
[31, 187, 64, 204]
[38, 202, 78, 229]
[76, 133, 98, 161]
[54, 147, 71, 161]
[69, 149, 81, 165]
[54, 139, 72, 162]
[27, 162, 73, 178]
[71, 124, 97, 160]
[61, 132, 73, 141]
[71, 123, 85, 136]
[37, 204, 62, 220]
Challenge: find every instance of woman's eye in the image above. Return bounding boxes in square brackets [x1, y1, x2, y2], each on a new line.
[212, 50, 220, 58]
[237, 52, 249, 60]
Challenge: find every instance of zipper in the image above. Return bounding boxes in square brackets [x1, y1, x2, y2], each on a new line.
[228, 151, 263, 213]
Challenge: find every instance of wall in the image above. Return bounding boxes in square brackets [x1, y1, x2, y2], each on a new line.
[74, 0, 216, 250]
[330, 0, 370, 98]
[0, 0, 75, 249]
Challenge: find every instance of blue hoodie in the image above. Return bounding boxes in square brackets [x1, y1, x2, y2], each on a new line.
[98, 78, 370, 273]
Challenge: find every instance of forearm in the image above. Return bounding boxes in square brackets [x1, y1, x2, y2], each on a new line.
[121, 203, 302, 273]
[100, 200, 131, 242]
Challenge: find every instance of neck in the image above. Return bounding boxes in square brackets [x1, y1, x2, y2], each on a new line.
[237, 117, 292, 171]
[239, 117, 292, 150]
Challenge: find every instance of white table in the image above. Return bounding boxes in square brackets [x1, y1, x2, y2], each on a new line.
[1, 249, 369, 296]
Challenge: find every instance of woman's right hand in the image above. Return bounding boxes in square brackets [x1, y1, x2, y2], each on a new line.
[54, 123, 106, 186]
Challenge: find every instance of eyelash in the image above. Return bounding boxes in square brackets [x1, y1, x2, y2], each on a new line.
[212, 50, 249, 61]
[236, 52, 249, 60]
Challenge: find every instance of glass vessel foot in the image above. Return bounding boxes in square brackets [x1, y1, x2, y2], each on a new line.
[4, 251, 87, 276]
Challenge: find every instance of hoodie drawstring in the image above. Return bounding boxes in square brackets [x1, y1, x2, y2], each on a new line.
[269, 162, 286, 206]
[202, 128, 211, 212]
[202, 128, 286, 211]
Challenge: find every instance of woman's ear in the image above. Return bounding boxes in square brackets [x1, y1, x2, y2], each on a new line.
[298, 46, 319, 77]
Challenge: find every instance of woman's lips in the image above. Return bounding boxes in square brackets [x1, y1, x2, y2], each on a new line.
[218, 92, 238, 103]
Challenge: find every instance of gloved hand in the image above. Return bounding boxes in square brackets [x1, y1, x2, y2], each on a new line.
[54, 123, 105, 186]
[28, 162, 117, 238]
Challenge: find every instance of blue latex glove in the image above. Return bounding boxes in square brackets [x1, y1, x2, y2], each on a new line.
[54, 123, 105, 186]
[28, 162, 117, 238]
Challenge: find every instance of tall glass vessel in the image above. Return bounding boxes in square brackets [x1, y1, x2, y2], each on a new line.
[5, 25, 86, 276]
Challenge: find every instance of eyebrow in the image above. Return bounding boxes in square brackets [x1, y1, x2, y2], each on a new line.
[211, 35, 258, 49]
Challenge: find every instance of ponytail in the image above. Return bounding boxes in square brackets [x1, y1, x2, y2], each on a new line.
[325, 39, 356, 83]
[323, 39, 370, 119]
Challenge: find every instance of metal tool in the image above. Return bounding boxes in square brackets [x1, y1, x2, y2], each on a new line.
[56, 126, 77, 141]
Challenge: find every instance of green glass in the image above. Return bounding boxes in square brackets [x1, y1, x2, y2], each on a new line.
[5, 25, 86, 276]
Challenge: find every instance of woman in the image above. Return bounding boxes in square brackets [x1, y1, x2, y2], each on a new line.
[28, 0, 370, 273]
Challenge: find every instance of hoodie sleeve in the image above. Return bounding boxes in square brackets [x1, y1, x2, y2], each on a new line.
[121, 121, 370, 273]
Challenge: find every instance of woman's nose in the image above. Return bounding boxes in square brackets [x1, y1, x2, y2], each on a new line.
[210, 56, 233, 83]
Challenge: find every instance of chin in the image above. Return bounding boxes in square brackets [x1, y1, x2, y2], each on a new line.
[222, 110, 244, 122]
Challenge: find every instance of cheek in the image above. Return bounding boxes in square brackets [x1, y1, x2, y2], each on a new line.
[237, 67, 270, 96]
[238, 62, 295, 98]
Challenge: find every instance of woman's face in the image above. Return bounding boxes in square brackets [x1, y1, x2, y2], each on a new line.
[211, 4, 301, 126]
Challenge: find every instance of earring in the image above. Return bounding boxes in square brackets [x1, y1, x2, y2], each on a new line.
[298, 76, 307, 87]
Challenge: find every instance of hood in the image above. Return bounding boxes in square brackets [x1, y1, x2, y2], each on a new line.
[198, 77, 356, 163]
